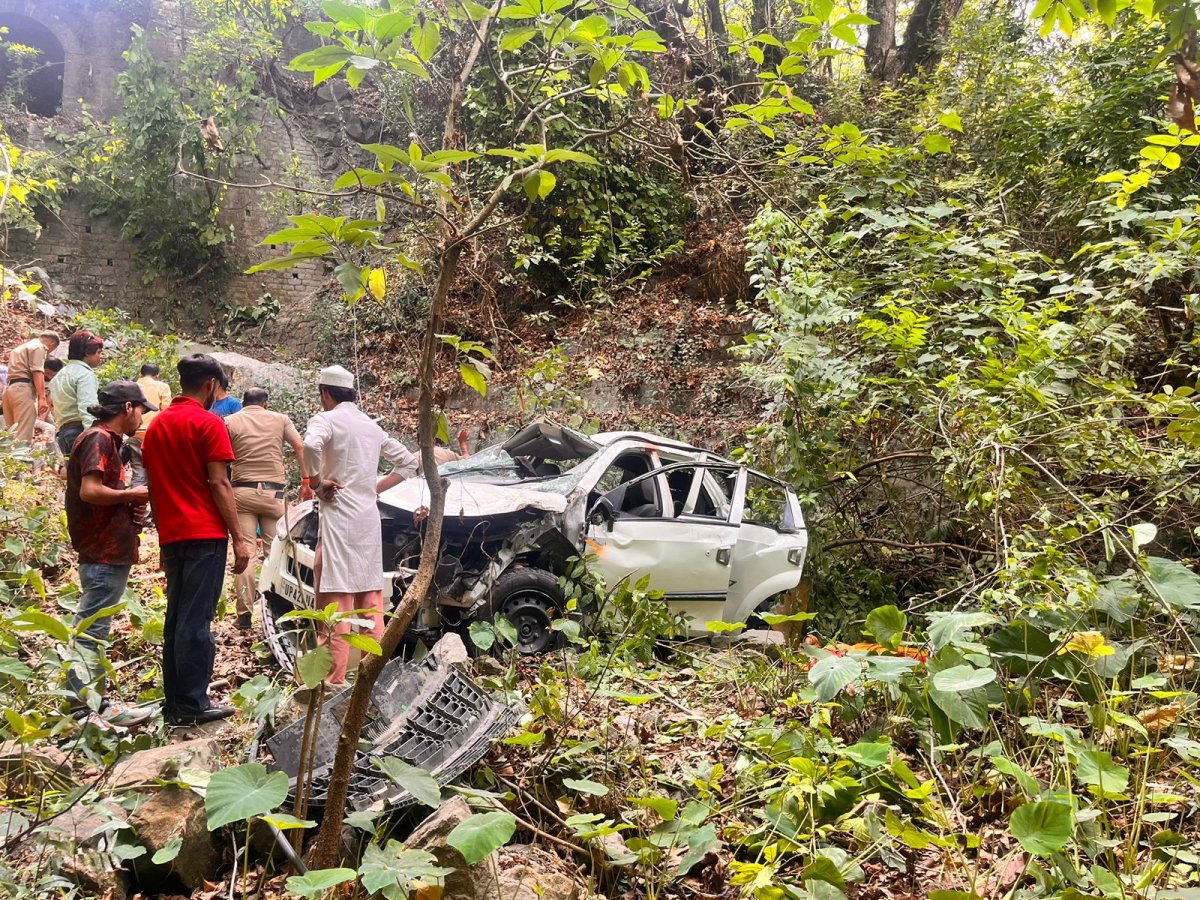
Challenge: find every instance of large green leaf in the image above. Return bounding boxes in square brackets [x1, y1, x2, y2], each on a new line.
[562, 777, 609, 796]
[863, 604, 906, 650]
[286, 868, 357, 898]
[926, 611, 997, 649]
[928, 683, 991, 729]
[374, 757, 442, 808]
[1009, 801, 1073, 856]
[1146, 557, 1200, 609]
[446, 811, 518, 865]
[1074, 749, 1130, 798]
[9, 609, 70, 642]
[359, 841, 454, 897]
[296, 645, 333, 690]
[837, 740, 891, 768]
[807, 655, 863, 702]
[930, 665, 996, 692]
[985, 621, 1056, 676]
[205, 763, 290, 830]
[676, 823, 718, 875]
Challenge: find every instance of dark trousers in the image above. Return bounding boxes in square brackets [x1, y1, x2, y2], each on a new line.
[161, 538, 227, 713]
[56, 421, 85, 456]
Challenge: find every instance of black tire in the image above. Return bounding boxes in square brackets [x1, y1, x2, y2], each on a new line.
[483, 567, 566, 656]
[260, 590, 314, 675]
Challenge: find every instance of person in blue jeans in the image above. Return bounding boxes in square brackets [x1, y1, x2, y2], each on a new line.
[142, 354, 251, 726]
[64, 380, 159, 727]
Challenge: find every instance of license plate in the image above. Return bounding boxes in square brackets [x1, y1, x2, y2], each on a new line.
[280, 578, 313, 609]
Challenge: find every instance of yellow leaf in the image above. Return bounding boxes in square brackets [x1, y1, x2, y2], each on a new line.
[368, 267, 386, 302]
[1058, 631, 1114, 657]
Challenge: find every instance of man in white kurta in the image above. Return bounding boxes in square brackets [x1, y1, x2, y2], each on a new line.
[303, 365, 417, 685]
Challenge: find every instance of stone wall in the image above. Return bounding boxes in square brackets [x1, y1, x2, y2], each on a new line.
[0, 0, 140, 118]
[0, 0, 331, 356]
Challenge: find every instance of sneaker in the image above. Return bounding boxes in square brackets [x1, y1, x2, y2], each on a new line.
[165, 704, 235, 726]
[102, 703, 156, 727]
[236, 613, 253, 631]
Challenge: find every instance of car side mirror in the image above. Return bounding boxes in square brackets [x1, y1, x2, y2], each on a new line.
[589, 497, 616, 531]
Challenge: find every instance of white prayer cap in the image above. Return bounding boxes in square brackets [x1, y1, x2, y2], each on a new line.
[317, 364, 355, 389]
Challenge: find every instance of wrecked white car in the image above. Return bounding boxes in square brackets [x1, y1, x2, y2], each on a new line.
[259, 422, 808, 669]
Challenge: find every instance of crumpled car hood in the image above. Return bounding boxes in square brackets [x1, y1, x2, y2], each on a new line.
[378, 478, 569, 517]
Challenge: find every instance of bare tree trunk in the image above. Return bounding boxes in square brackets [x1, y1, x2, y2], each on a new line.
[306, 245, 460, 869]
[897, 0, 964, 79]
[864, 0, 897, 81]
[704, 0, 727, 45]
[306, 5, 498, 869]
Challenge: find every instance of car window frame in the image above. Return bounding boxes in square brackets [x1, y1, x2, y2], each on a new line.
[596, 460, 744, 526]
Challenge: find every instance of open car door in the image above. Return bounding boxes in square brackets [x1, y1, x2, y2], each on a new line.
[586, 461, 741, 629]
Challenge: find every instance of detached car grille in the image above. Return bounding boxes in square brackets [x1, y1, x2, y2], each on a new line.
[265, 655, 520, 810]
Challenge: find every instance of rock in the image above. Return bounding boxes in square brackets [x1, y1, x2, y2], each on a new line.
[495, 861, 578, 900]
[733, 628, 785, 659]
[0, 740, 73, 793]
[406, 797, 485, 899]
[60, 853, 129, 900]
[109, 737, 221, 789]
[432, 632, 470, 669]
[129, 786, 220, 892]
[44, 799, 128, 850]
[473, 654, 507, 678]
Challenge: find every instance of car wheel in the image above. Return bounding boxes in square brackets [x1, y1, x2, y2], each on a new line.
[483, 568, 565, 656]
[260, 590, 315, 675]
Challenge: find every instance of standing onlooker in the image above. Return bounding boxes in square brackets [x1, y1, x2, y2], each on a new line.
[127, 363, 173, 489]
[3, 331, 60, 443]
[142, 354, 252, 725]
[33, 358, 66, 473]
[209, 376, 242, 418]
[64, 381, 157, 726]
[224, 387, 313, 630]
[303, 365, 417, 686]
[50, 331, 104, 455]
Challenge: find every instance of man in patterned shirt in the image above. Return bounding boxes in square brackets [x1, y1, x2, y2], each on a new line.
[65, 380, 158, 726]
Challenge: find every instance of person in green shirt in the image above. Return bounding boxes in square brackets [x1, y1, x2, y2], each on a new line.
[51, 331, 104, 455]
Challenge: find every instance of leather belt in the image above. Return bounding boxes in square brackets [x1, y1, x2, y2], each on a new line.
[234, 480, 286, 490]
[8, 377, 31, 384]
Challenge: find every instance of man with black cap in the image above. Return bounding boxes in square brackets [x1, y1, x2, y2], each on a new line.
[142, 354, 252, 725]
[304, 364, 417, 685]
[64, 380, 157, 727]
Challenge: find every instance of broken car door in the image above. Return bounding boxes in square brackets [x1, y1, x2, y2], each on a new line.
[586, 461, 740, 629]
[724, 471, 808, 625]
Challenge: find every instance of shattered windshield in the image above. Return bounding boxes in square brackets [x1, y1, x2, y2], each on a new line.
[440, 445, 598, 495]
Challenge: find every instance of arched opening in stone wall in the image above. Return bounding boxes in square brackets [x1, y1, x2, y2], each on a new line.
[0, 14, 64, 116]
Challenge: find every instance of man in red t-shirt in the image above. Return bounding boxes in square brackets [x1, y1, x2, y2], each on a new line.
[65, 380, 158, 727]
[142, 354, 252, 726]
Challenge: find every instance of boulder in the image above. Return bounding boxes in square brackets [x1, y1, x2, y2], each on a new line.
[44, 799, 128, 850]
[109, 737, 221, 789]
[406, 797, 485, 900]
[60, 853, 129, 900]
[407, 803, 584, 900]
[494, 861, 578, 900]
[129, 786, 220, 892]
[0, 740, 73, 793]
[473, 655, 507, 679]
[732, 628, 785, 659]
[432, 633, 470, 669]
